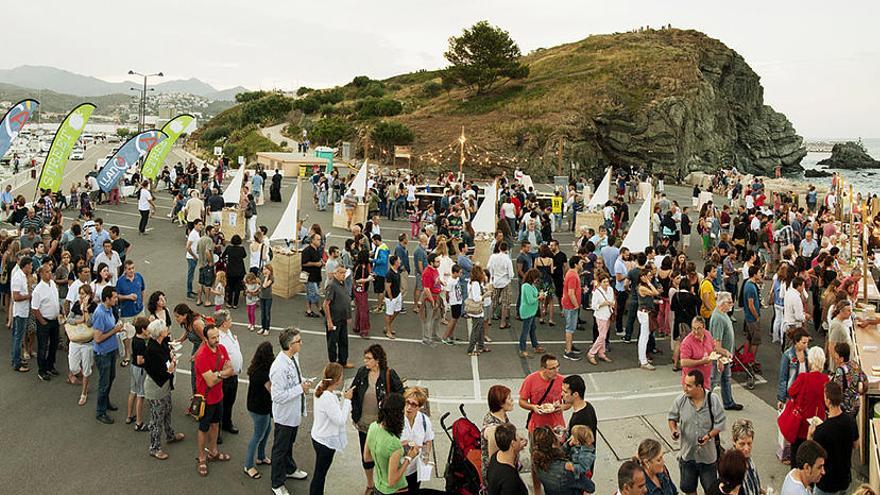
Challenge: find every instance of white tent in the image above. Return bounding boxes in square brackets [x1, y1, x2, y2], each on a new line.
[270, 183, 299, 242]
[222, 165, 245, 204]
[351, 160, 368, 198]
[586, 168, 611, 209]
[471, 181, 497, 234]
[621, 184, 653, 253]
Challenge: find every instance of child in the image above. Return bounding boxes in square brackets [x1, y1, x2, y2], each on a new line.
[259, 264, 274, 336]
[126, 316, 150, 431]
[244, 271, 260, 332]
[408, 203, 421, 238]
[564, 425, 596, 494]
[212, 271, 226, 311]
[441, 264, 462, 345]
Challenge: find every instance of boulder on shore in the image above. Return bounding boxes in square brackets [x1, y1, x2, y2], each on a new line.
[817, 141, 880, 169]
[804, 169, 832, 178]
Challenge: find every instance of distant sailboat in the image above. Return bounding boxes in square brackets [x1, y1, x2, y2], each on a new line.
[270, 183, 299, 242]
[621, 184, 653, 253]
[222, 165, 245, 204]
[586, 167, 612, 209]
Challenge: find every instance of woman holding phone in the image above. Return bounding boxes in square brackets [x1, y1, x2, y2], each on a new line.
[310, 362, 353, 494]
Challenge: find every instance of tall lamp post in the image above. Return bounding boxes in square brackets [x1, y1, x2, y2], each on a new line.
[128, 70, 163, 133]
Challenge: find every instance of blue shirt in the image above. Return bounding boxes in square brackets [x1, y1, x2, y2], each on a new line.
[614, 258, 628, 292]
[92, 303, 119, 355]
[0, 191, 13, 206]
[743, 280, 760, 322]
[413, 245, 428, 275]
[394, 244, 410, 273]
[116, 273, 145, 317]
[600, 245, 619, 272]
[89, 230, 110, 260]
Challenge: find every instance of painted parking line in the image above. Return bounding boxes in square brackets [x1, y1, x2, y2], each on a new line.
[62, 216, 151, 232]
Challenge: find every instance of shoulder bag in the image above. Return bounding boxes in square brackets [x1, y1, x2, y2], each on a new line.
[65, 322, 94, 344]
[464, 282, 483, 315]
[187, 350, 222, 420]
[526, 377, 556, 430]
[707, 391, 724, 461]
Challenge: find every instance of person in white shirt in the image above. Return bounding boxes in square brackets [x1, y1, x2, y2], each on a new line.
[780, 439, 826, 495]
[137, 180, 155, 235]
[32, 264, 61, 381]
[783, 277, 807, 333]
[185, 219, 203, 299]
[310, 362, 353, 495]
[183, 190, 205, 232]
[487, 242, 515, 328]
[588, 276, 615, 364]
[93, 239, 122, 284]
[270, 328, 312, 494]
[400, 387, 435, 491]
[11, 258, 33, 372]
[215, 310, 243, 435]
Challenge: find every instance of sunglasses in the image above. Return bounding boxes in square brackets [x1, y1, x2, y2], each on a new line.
[405, 400, 420, 407]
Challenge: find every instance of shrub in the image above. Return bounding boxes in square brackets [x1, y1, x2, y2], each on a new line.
[370, 120, 414, 160]
[310, 117, 355, 146]
[235, 90, 269, 103]
[421, 81, 443, 98]
[293, 96, 320, 115]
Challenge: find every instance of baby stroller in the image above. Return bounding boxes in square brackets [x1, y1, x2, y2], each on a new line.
[441, 404, 481, 495]
[730, 344, 758, 390]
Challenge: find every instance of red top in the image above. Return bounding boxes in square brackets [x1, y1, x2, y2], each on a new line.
[422, 266, 442, 301]
[679, 332, 716, 386]
[560, 269, 581, 310]
[519, 371, 565, 432]
[788, 371, 829, 440]
[194, 343, 230, 405]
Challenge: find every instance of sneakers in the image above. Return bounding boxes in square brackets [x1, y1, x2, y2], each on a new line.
[440, 338, 455, 346]
[96, 414, 114, 424]
[38, 372, 51, 381]
[563, 351, 582, 361]
[640, 363, 656, 371]
[724, 404, 744, 411]
[271, 486, 290, 495]
[571, 346, 583, 353]
[286, 469, 308, 480]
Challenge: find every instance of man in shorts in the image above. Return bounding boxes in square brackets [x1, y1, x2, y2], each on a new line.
[741, 265, 762, 366]
[384, 255, 403, 338]
[194, 326, 233, 475]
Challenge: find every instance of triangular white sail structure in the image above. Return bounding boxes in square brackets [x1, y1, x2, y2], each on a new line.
[586, 167, 612, 209]
[270, 184, 299, 242]
[472, 181, 497, 234]
[518, 174, 534, 191]
[351, 160, 368, 198]
[222, 165, 245, 204]
[621, 184, 653, 253]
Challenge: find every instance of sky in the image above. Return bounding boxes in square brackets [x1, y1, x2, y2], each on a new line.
[3, 0, 878, 139]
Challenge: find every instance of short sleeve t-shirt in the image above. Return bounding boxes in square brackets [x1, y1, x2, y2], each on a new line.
[743, 280, 760, 322]
[131, 336, 147, 368]
[10, 269, 30, 318]
[422, 266, 441, 300]
[486, 453, 529, 495]
[366, 422, 407, 494]
[813, 414, 858, 492]
[560, 269, 581, 310]
[194, 344, 230, 405]
[186, 230, 200, 260]
[699, 279, 716, 318]
[138, 188, 152, 211]
[385, 269, 401, 298]
[679, 332, 716, 385]
[325, 279, 352, 322]
[519, 372, 565, 431]
[301, 245, 322, 283]
[516, 253, 532, 279]
[413, 246, 428, 275]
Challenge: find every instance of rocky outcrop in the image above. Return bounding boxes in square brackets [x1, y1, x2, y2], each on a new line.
[804, 169, 832, 178]
[586, 31, 805, 178]
[817, 141, 880, 169]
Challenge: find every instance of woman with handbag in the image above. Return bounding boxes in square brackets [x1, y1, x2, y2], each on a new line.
[777, 328, 811, 409]
[350, 344, 405, 495]
[466, 265, 493, 357]
[779, 346, 828, 464]
[66, 284, 97, 405]
[142, 319, 185, 460]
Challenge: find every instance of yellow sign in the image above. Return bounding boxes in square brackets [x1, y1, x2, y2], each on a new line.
[552, 196, 563, 214]
[299, 165, 308, 177]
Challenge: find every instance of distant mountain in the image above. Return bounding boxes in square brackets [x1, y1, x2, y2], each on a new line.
[0, 65, 246, 101]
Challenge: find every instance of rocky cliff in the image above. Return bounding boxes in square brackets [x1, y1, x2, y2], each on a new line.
[817, 141, 880, 169]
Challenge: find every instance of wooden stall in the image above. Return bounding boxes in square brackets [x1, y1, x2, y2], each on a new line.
[473, 237, 492, 268]
[332, 201, 368, 229]
[574, 210, 604, 234]
[219, 207, 246, 240]
[271, 248, 304, 299]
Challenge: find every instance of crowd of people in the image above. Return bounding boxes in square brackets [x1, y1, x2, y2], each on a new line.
[4, 157, 880, 495]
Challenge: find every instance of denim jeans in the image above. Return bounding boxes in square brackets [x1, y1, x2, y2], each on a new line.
[564, 308, 578, 334]
[186, 258, 197, 295]
[244, 411, 272, 469]
[260, 297, 273, 331]
[679, 459, 717, 494]
[519, 316, 539, 352]
[95, 352, 117, 417]
[36, 318, 59, 374]
[624, 297, 639, 339]
[711, 362, 736, 408]
[11, 315, 27, 369]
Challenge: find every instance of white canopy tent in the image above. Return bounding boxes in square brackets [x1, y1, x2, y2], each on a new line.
[621, 184, 654, 253]
[471, 181, 498, 234]
[222, 165, 245, 204]
[586, 168, 612, 209]
[270, 183, 299, 242]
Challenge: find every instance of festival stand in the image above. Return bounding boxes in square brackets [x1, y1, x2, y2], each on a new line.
[577, 167, 610, 234]
[218, 208, 246, 240]
[332, 160, 368, 229]
[269, 176, 304, 299]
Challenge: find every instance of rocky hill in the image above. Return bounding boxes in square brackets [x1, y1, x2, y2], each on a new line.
[817, 141, 880, 169]
[197, 28, 807, 177]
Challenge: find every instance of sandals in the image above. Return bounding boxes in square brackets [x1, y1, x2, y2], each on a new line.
[519, 351, 534, 359]
[120, 359, 130, 368]
[125, 416, 136, 425]
[484, 336, 493, 343]
[134, 423, 148, 432]
[168, 432, 185, 443]
[197, 458, 208, 477]
[207, 450, 231, 462]
[78, 394, 87, 406]
[15, 366, 29, 373]
[256, 458, 271, 465]
[151, 451, 169, 460]
[547, 321, 556, 327]
[384, 332, 395, 340]
[533, 346, 546, 354]
[66, 376, 80, 385]
[244, 467, 262, 479]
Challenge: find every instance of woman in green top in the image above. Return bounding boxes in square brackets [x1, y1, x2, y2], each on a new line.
[364, 393, 419, 494]
[518, 268, 545, 359]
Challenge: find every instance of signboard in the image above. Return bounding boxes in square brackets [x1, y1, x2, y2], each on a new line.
[552, 196, 563, 214]
[237, 155, 245, 165]
[394, 146, 412, 158]
[213, 146, 223, 156]
[299, 165, 308, 178]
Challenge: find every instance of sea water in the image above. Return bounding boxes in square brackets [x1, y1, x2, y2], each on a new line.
[797, 138, 880, 195]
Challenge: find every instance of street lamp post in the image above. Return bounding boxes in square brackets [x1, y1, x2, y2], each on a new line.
[128, 70, 163, 133]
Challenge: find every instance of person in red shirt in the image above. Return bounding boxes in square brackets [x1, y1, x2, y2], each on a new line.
[519, 353, 570, 495]
[560, 256, 584, 360]
[419, 253, 443, 345]
[678, 316, 717, 386]
[193, 326, 233, 476]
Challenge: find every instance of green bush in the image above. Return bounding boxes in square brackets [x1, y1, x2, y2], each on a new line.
[310, 116, 355, 146]
[314, 88, 345, 105]
[370, 120, 414, 160]
[421, 81, 443, 98]
[296, 87, 314, 96]
[294, 96, 320, 114]
[355, 82, 385, 99]
[222, 129, 281, 161]
[239, 94, 294, 126]
[319, 103, 336, 116]
[356, 97, 403, 118]
[235, 90, 269, 103]
[351, 76, 373, 87]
